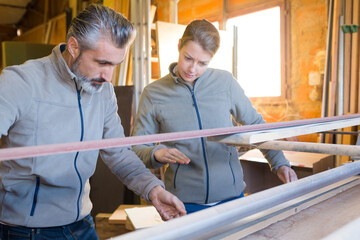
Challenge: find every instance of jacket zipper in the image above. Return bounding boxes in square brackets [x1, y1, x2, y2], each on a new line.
[229, 152, 236, 184]
[30, 176, 40, 216]
[173, 164, 180, 189]
[184, 83, 210, 203]
[73, 80, 84, 221]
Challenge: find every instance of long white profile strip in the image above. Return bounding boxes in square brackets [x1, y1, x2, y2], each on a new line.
[255, 141, 360, 156]
[208, 118, 360, 145]
[111, 160, 360, 240]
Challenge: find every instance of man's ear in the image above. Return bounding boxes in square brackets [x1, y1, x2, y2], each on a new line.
[67, 37, 81, 59]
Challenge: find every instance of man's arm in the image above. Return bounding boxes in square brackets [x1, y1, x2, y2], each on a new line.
[149, 185, 186, 220]
[276, 166, 298, 183]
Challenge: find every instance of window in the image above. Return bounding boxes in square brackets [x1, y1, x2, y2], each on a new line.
[227, 6, 284, 98]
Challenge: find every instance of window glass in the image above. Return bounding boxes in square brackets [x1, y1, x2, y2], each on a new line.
[227, 7, 281, 97]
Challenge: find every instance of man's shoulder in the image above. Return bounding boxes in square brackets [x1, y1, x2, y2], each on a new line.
[3, 56, 51, 77]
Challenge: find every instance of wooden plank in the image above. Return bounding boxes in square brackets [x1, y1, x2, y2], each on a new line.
[109, 205, 149, 224]
[1, 114, 359, 161]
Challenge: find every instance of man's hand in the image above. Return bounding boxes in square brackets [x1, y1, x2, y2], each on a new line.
[154, 148, 190, 165]
[277, 166, 298, 183]
[149, 185, 187, 221]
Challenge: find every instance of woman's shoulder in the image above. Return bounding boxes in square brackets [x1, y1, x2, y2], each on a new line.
[205, 68, 236, 83]
[145, 74, 174, 91]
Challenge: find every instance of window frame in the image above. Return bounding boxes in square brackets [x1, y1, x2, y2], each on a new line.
[225, 0, 289, 102]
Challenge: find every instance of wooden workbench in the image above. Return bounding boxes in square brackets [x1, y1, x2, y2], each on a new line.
[240, 149, 335, 194]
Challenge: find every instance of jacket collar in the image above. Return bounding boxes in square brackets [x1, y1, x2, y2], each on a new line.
[169, 62, 209, 88]
[169, 62, 180, 82]
[49, 44, 78, 84]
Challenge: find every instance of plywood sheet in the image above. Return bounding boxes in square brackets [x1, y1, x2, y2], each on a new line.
[125, 206, 164, 229]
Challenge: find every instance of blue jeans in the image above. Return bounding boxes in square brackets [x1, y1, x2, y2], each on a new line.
[0, 214, 99, 240]
[185, 192, 245, 214]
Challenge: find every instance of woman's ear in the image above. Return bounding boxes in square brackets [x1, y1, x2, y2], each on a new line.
[67, 37, 81, 59]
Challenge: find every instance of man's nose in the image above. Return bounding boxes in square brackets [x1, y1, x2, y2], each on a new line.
[101, 66, 115, 82]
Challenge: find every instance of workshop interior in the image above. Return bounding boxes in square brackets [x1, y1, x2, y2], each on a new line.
[0, 0, 359, 239]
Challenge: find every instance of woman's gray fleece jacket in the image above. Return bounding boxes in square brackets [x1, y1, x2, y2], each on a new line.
[132, 63, 291, 204]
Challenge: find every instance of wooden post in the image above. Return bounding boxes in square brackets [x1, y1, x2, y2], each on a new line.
[69, 0, 78, 20]
[343, 0, 352, 114]
[341, 0, 354, 163]
[350, 0, 359, 114]
[353, 0, 360, 112]
[321, 0, 334, 142]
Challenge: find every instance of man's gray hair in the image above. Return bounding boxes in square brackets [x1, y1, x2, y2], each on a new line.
[66, 4, 136, 51]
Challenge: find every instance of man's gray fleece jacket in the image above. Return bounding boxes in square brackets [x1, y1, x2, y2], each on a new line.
[0, 44, 163, 227]
[132, 63, 291, 204]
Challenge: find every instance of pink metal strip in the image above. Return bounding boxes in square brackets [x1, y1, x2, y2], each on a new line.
[0, 114, 359, 161]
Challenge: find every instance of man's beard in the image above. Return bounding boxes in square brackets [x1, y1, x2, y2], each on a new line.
[71, 56, 106, 94]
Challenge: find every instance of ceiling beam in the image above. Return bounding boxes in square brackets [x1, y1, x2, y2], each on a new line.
[0, 4, 27, 9]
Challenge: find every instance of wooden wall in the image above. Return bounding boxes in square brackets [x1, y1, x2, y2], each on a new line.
[156, 0, 328, 142]
[14, 13, 67, 44]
